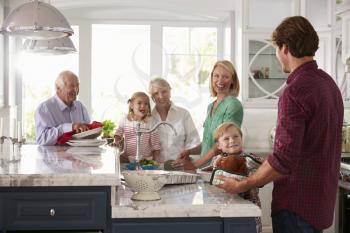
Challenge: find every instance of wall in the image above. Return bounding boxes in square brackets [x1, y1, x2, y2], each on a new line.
[243, 108, 277, 149]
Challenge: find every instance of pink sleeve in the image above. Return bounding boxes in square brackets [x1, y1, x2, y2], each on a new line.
[115, 116, 125, 137]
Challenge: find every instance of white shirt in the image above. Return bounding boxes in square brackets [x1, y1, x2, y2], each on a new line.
[151, 102, 200, 161]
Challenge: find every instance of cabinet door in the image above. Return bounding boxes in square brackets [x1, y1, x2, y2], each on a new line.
[341, 11, 350, 64]
[223, 218, 257, 233]
[3, 191, 107, 231]
[302, 0, 332, 29]
[245, 0, 296, 30]
[243, 36, 288, 107]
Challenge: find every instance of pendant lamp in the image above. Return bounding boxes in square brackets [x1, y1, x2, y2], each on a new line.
[23, 36, 77, 55]
[1, 0, 73, 40]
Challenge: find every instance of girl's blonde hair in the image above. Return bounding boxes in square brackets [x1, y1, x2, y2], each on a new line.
[213, 122, 242, 142]
[127, 92, 151, 121]
[209, 60, 240, 97]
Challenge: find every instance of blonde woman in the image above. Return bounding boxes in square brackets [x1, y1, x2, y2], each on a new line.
[149, 78, 200, 161]
[174, 60, 243, 169]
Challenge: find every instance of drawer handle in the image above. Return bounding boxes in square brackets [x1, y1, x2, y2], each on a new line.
[49, 209, 55, 217]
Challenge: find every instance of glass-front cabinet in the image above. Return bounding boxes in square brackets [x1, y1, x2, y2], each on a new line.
[248, 40, 287, 99]
[241, 0, 334, 108]
[242, 35, 288, 107]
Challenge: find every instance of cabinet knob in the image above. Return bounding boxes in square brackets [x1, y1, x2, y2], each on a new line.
[49, 208, 55, 217]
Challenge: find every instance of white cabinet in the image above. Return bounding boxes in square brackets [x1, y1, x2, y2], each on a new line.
[301, 0, 332, 29]
[335, 1, 350, 106]
[244, 0, 296, 30]
[338, 4, 350, 64]
[242, 33, 288, 108]
[240, 0, 334, 107]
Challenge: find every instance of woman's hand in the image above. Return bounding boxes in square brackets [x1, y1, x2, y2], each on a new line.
[172, 157, 196, 170]
[177, 150, 190, 160]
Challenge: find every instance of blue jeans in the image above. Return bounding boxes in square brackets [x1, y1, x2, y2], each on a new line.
[272, 210, 323, 233]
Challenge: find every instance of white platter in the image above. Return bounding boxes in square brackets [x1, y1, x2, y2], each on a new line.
[72, 127, 102, 139]
[66, 146, 106, 155]
[68, 139, 103, 144]
[66, 139, 106, 147]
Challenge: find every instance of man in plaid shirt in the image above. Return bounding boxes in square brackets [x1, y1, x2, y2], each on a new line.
[216, 16, 344, 233]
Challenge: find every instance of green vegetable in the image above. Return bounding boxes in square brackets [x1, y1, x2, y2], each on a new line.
[101, 120, 116, 138]
[164, 160, 175, 170]
[140, 159, 159, 166]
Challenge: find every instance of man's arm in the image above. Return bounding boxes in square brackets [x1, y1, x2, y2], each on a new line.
[35, 106, 68, 145]
[217, 160, 282, 193]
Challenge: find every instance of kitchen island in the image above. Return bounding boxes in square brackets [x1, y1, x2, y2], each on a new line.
[0, 144, 261, 233]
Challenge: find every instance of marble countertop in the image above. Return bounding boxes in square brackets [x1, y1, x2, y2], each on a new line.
[111, 181, 261, 218]
[0, 144, 262, 218]
[0, 144, 120, 187]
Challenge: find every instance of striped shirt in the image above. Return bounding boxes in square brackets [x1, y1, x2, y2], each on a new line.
[267, 61, 344, 229]
[115, 115, 161, 159]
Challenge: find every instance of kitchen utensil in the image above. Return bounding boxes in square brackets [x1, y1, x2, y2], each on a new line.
[122, 170, 169, 201]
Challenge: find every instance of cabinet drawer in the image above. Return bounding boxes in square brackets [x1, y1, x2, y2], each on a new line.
[4, 191, 106, 230]
[112, 218, 222, 233]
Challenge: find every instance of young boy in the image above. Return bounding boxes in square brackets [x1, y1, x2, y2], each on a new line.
[213, 122, 263, 233]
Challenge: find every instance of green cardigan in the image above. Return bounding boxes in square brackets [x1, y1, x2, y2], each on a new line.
[201, 96, 243, 159]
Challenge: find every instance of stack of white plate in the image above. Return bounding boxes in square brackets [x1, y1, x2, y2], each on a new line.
[66, 139, 107, 147]
[66, 146, 106, 154]
[72, 127, 102, 139]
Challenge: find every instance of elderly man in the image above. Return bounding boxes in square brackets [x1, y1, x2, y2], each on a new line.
[35, 71, 90, 145]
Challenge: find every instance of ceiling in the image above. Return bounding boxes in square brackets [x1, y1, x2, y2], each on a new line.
[5, 0, 237, 21]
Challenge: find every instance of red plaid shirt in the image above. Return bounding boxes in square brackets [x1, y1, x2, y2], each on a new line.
[267, 61, 344, 229]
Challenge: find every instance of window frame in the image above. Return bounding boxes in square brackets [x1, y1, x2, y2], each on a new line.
[12, 19, 226, 140]
[68, 19, 225, 113]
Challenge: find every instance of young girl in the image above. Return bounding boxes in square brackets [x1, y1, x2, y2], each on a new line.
[114, 92, 161, 163]
[213, 122, 263, 233]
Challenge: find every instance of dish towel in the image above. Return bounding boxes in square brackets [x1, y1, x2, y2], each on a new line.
[57, 121, 103, 145]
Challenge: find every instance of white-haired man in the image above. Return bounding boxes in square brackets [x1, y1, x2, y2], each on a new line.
[35, 70, 90, 145]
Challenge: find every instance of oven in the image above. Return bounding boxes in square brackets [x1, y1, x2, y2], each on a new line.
[339, 157, 350, 233]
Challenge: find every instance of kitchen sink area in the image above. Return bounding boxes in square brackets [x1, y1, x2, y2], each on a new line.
[0, 144, 260, 233]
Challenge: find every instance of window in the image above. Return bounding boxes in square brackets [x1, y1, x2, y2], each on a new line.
[91, 24, 150, 123]
[17, 22, 221, 142]
[162, 26, 217, 132]
[20, 26, 79, 142]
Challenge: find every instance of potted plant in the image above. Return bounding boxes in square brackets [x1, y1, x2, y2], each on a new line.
[101, 120, 116, 144]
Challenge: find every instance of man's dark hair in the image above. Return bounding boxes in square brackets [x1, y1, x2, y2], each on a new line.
[272, 16, 319, 58]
